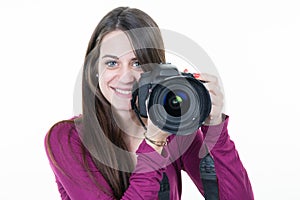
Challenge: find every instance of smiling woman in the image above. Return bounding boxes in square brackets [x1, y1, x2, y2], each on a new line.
[44, 6, 254, 200]
[98, 30, 143, 111]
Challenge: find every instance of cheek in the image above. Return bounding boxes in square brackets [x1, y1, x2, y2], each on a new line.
[99, 67, 115, 83]
[133, 71, 143, 81]
[98, 70, 113, 93]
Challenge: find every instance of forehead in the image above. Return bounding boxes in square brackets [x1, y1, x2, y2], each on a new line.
[100, 30, 134, 57]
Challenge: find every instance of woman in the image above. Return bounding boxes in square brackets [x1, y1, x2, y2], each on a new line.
[45, 7, 254, 199]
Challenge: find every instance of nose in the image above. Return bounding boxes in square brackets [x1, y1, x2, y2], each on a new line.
[118, 64, 135, 84]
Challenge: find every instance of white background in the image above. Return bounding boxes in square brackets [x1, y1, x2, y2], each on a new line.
[1, 0, 300, 199]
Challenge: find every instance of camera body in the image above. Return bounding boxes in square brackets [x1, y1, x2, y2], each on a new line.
[131, 63, 211, 135]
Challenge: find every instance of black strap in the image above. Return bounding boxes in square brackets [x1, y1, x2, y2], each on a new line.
[131, 82, 147, 130]
[200, 153, 219, 200]
[158, 172, 170, 200]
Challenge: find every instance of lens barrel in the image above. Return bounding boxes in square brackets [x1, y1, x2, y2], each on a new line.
[148, 76, 211, 135]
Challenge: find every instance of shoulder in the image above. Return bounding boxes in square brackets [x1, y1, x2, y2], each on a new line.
[45, 117, 79, 143]
[44, 116, 83, 161]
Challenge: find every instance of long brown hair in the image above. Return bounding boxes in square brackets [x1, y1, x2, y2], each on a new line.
[78, 7, 165, 198]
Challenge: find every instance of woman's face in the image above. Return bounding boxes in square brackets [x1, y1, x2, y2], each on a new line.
[98, 30, 143, 111]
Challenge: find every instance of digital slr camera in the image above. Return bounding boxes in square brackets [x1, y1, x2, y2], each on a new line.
[131, 63, 211, 135]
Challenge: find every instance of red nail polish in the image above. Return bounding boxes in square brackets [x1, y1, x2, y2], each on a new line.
[193, 73, 200, 78]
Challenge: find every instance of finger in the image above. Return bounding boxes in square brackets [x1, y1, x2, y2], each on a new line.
[203, 82, 223, 98]
[209, 93, 224, 106]
[208, 104, 223, 119]
[183, 69, 201, 79]
[197, 73, 218, 83]
[183, 69, 217, 82]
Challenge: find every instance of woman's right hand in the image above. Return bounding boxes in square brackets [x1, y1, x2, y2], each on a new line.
[144, 119, 170, 154]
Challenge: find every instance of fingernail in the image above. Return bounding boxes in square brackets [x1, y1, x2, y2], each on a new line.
[193, 73, 200, 78]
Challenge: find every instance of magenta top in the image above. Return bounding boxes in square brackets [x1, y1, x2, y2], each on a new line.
[44, 115, 254, 199]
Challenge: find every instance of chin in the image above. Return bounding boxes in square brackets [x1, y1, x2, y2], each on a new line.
[111, 101, 132, 112]
[107, 92, 134, 114]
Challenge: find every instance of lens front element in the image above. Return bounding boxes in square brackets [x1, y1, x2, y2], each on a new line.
[164, 90, 189, 117]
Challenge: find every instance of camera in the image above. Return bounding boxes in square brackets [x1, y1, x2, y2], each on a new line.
[131, 63, 211, 135]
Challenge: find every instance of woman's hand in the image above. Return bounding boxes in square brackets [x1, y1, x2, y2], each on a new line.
[198, 73, 224, 125]
[188, 70, 224, 126]
[144, 119, 170, 154]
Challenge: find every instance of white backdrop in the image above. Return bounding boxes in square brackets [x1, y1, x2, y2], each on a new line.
[1, 0, 300, 199]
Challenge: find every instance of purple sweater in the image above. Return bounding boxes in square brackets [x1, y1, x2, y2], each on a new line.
[44, 115, 254, 199]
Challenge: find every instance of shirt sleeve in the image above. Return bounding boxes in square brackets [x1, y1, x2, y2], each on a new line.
[44, 120, 170, 200]
[179, 115, 254, 200]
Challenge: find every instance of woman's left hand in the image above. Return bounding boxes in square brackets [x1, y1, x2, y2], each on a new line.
[193, 72, 224, 125]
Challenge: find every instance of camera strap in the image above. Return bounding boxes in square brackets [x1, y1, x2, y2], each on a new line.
[158, 172, 170, 199]
[200, 146, 220, 200]
[131, 82, 147, 130]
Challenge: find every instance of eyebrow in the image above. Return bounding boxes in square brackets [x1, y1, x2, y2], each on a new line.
[101, 54, 138, 61]
[101, 55, 119, 59]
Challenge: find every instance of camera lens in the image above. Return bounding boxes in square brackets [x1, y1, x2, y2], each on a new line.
[163, 90, 189, 117]
[148, 76, 211, 135]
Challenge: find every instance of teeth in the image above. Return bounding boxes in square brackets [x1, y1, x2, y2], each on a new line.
[115, 88, 131, 95]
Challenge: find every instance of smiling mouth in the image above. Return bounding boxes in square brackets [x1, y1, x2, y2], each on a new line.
[114, 88, 132, 95]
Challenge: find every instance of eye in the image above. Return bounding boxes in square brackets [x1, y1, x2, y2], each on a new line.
[105, 60, 118, 67]
[132, 60, 141, 68]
